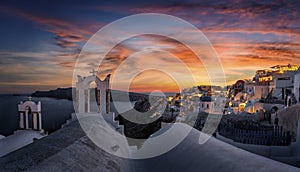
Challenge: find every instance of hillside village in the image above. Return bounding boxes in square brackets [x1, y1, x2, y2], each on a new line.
[162, 64, 300, 166]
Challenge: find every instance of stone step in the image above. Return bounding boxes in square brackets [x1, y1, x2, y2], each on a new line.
[129, 145, 138, 152]
[67, 112, 125, 135]
[100, 112, 125, 135]
[116, 125, 124, 135]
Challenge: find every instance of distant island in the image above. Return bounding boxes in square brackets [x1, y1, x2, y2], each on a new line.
[31, 87, 73, 100]
[31, 87, 149, 102]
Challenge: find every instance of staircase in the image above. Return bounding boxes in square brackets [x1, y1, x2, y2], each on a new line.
[60, 112, 143, 154]
[102, 112, 124, 135]
[62, 112, 124, 135]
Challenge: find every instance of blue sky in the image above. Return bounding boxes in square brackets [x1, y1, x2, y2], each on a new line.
[0, 0, 299, 93]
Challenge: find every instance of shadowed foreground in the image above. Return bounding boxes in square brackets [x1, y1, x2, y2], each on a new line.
[0, 119, 299, 172]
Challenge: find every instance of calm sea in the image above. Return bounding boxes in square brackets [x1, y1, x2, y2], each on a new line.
[0, 95, 138, 137]
[0, 95, 74, 136]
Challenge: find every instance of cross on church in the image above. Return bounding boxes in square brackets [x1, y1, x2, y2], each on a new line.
[90, 69, 98, 76]
[28, 96, 32, 101]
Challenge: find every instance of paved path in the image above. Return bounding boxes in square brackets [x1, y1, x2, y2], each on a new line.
[132, 123, 299, 172]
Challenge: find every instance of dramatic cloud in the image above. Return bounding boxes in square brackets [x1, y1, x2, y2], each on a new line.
[130, 0, 300, 36]
[0, 0, 299, 92]
[0, 5, 103, 51]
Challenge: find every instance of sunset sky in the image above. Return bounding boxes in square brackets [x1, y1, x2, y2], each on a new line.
[0, 0, 299, 93]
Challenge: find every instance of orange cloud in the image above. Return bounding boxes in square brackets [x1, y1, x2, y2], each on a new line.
[1, 2, 299, 93]
[129, 70, 180, 93]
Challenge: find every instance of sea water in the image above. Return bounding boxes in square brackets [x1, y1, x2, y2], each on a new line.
[0, 95, 137, 137]
[0, 95, 74, 136]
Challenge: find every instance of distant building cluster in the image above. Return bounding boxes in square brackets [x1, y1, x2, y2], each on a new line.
[165, 64, 300, 124]
[165, 85, 226, 122]
[226, 64, 300, 115]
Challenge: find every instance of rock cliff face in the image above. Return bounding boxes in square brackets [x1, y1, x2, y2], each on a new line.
[116, 99, 161, 147]
[133, 98, 151, 112]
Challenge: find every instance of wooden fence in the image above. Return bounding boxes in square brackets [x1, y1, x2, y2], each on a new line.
[218, 122, 291, 146]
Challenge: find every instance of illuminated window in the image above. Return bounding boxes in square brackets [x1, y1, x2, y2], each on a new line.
[259, 76, 272, 82]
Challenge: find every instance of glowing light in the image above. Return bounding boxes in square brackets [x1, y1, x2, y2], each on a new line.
[239, 103, 246, 112]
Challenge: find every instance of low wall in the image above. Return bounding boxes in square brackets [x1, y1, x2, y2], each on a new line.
[277, 104, 300, 141]
[216, 133, 292, 157]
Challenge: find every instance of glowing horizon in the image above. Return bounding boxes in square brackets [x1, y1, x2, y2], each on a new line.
[0, 1, 299, 93]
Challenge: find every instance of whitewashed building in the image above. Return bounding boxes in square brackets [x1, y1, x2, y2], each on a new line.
[294, 72, 300, 103]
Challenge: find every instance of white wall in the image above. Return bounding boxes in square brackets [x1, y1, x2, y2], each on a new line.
[199, 102, 214, 111]
[254, 85, 269, 99]
[294, 73, 300, 102]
